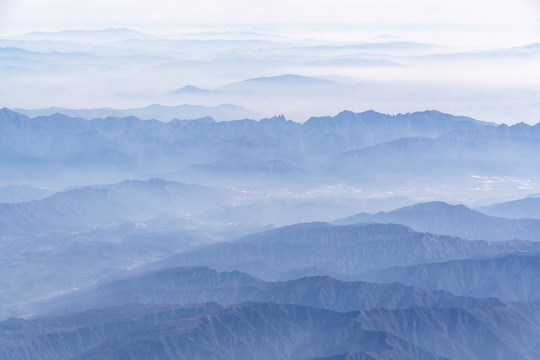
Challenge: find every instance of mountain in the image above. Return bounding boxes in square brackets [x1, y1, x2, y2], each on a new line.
[0, 217, 269, 322]
[4, 108, 540, 202]
[0, 47, 35, 57]
[320, 120, 540, 190]
[167, 85, 219, 95]
[153, 222, 540, 280]
[16, 28, 153, 42]
[301, 109, 492, 157]
[221, 74, 340, 93]
[0, 187, 122, 235]
[357, 253, 540, 302]
[0, 178, 231, 235]
[15, 103, 255, 122]
[0, 108, 498, 184]
[476, 196, 540, 219]
[35, 266, 502, 316]
[3, 301, 540, 360]
[334, 201, 540, 241]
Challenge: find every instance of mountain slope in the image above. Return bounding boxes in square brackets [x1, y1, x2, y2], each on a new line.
[3, 301, 540, 360]
[0, 178, 231, 235]
[154, 222, 540, 280]
[357, 254, 540, 301]
[221, 74, 340, 93]
[14, 103, 255, 122]
[304, 109, 489, 156]
[0, 108, 495, 186]
[36, 266, 502, 316]
[476, 196, 540, 219]
[334, 201, 540, 241]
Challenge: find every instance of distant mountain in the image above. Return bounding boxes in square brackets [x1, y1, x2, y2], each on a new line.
[320, 120, 540, 185]
[0, 218, 270, 322]
[302, 109, 491, 156]
[334, 201, 540, 241]
[16, 27, 154, 41]
[0, 108, 499, 186]
[5, 107, 540, 196]
[36, 266, 502, 316]
[476, 197, 540, 219]
[0, 178, 232, 235]
[357, 254, 540, 302]
[221, 74, 340, 93]
[15, 103, 255, 122]
[0, 47, 35, 57]
[0, 187, 122, 235]
[154, 222, 540, 280]
[167, 85, 219, 95]
[3, 301, 540, 360]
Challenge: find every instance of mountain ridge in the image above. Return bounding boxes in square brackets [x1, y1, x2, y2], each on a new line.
[151, 221, 540, 280]
[33, 265, 504, 317]
[334, 201, 540, 241]
[3, 301, 540, 360]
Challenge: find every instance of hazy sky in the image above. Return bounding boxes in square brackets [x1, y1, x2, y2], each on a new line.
[0, 0, 538, 123]
[1, 0, 539, 37]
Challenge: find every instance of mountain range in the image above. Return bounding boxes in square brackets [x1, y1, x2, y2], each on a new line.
[15, 103, 255, 122]
[334, 201, 540, 241]
[3, 107, 540, 206]
[34, 266, 502, 317]
[3, 26, 540, 360]
[0, 178, 232, 235]
[152, 222, 540, 280]
[0, 107, 523, 197]
[2, 106, 540, 359]
[3, 301, 540, 360]
[475, 196, 540, 219]
[357, 253, 540, 302]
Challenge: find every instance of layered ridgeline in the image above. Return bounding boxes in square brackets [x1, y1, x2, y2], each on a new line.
[151, 222, 540, 280]
[0, 178, 234, 235]
[334, 201, 540, 241]
[2, 301, 540, 360]
[357, 253, 540, 302]
[15, 104, 257, 122]
[0, 108, 525, 186]
[5, 220, 537, 321]
[475, 195, 540, 219]
[34, 266, 502, 316]
[3, 223, 540, 359]
[0, 178, 262, 321]
[16, 189, 533, 238]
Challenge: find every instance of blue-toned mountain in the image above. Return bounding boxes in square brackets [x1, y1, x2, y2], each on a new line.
[357, 253, 540, 302]
[3, 301, 540, 360]
[153, 222, 540, 280]
[35, 266, 502, 316]
[335, 201, 540, 241]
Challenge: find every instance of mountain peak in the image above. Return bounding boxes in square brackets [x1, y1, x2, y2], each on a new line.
[168, 85, 215, 95]
[259, 114, 288, 123]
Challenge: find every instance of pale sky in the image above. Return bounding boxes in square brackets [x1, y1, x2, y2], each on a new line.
[1, 0, 539, 123]
[1, 0, 539, 37]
